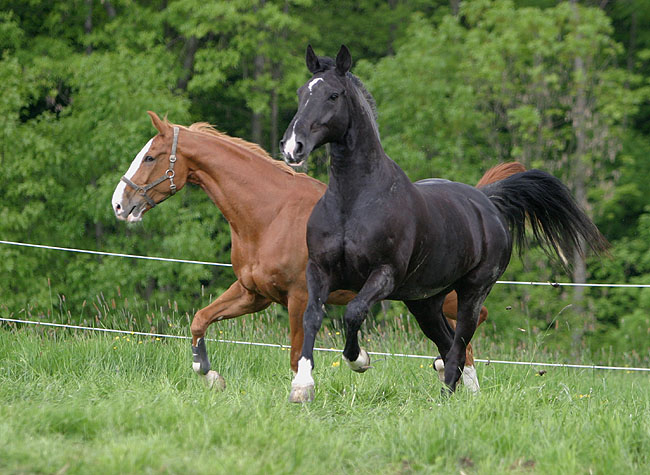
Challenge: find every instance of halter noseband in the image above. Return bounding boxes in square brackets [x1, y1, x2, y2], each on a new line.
[121, 126, 180, 209]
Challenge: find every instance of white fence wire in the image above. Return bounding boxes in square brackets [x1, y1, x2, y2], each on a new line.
[1, 239, 649, 373]
[2, 240, 649, 288]
[1, 317, 648, 372]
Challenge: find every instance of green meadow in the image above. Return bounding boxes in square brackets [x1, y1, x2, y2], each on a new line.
[1, 313, 648, 474]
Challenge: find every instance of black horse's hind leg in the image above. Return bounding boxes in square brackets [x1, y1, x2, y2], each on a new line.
[342, 266, 396, 372]
[405, 294, 455, 365]
[443, 288, 489, 393]
[289, 260, 332, 403]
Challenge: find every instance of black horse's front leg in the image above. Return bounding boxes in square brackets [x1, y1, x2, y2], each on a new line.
[342, 266, 395, 373]
[289, 261, 332, 403]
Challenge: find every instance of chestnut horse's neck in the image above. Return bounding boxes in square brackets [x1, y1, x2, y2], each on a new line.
[180, 128, 310, 236]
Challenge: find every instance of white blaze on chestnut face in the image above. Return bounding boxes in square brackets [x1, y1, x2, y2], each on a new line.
[112, 138, 153, 215]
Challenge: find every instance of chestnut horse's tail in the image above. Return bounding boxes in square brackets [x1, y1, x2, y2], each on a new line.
[476, 162, 526, 188]
[479, 169, 608, 271]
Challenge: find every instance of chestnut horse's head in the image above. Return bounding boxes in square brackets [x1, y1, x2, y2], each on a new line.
[112, 111, 190, 222]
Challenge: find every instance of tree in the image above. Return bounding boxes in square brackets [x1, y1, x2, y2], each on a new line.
[361, 0, 647, 349]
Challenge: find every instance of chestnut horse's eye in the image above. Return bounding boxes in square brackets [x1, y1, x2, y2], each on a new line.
[144, 155, 155, 162]
[329, 92, 339, 101]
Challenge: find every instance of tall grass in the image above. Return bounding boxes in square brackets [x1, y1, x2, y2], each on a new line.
[1, 318, 649, 474]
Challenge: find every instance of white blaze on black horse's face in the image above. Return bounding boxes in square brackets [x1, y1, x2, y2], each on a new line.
[280, 45, 352, 167]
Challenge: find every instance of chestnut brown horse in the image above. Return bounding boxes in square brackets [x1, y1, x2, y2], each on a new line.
[112, 111, 522, 390]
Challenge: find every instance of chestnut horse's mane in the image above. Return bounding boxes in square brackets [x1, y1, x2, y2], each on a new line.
[476, 162, 526, 188]
[166, 118, 297, 175]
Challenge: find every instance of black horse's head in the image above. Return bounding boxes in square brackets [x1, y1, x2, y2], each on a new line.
[280, 45, 354, 167]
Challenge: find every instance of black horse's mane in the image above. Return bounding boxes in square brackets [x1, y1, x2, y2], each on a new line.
[315, 56, 378, 124]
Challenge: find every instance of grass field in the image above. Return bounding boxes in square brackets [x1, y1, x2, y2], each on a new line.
[1, 313, 649, 474]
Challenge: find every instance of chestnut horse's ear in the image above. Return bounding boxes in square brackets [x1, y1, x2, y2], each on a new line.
[335, 45, 351, 76]
[306, 45, 321, 74]
[147, 111, 169, 134]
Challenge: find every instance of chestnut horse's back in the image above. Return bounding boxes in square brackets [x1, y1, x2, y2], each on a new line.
[476, 162, 526, 188]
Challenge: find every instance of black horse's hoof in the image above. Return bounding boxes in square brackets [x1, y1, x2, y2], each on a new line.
[343, 349, 371, 373]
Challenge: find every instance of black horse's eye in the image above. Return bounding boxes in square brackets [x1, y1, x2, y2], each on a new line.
[144, 155, 155, 162]
[329, 92, 339, 101]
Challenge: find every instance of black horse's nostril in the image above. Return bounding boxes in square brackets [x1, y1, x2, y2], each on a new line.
[294, 141, 304, 156]
[279, 139, 285, 150]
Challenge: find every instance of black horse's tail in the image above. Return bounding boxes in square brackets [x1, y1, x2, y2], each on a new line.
[480, 169, 608, 269]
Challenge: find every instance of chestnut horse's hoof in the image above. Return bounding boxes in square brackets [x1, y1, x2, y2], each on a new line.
[289, 384, 315, 403]
[343, 348, 371, 373]
[462, 365, 480, 394]
[203, 370, 226, 391]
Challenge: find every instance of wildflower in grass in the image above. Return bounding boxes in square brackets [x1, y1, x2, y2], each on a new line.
[126, 338, 130, 342]
[155, 337, 161, 341]
[115, 336, 120, 340]
[335, 331, 340, 335]
[332, 361, 340, 367]
[113, 346, 117, 350]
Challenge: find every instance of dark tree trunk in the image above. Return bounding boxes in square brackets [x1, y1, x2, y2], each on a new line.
[85, 0, 93, 55]
[177, 36, 199, 91]
[103, 0, 116, 18]
[570, 0, 589, 346]
[251, 53, 265, 145]
[450, 0, 461, 16]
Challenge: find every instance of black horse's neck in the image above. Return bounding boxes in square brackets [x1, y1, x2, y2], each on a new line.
[328, 83, 389, 186]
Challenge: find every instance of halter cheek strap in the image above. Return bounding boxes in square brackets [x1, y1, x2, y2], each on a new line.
[121, 126, 179, 209]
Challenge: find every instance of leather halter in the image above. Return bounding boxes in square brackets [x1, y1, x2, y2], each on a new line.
[120, 127, 180, 209]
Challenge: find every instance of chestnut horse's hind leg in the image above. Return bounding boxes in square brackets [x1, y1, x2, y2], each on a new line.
[190, 280, 271, 389]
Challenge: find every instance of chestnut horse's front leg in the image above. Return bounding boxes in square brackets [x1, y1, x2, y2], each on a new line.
[190, 280, 271, 389]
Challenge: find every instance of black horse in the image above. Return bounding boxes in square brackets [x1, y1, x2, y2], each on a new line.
[280, 45, 608, 403]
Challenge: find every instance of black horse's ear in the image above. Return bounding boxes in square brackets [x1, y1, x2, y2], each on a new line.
[306, 45, 321, 74]
[335, 45, 352, 76]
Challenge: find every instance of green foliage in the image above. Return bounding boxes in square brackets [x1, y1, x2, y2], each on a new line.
[0, 0, 648, 355]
